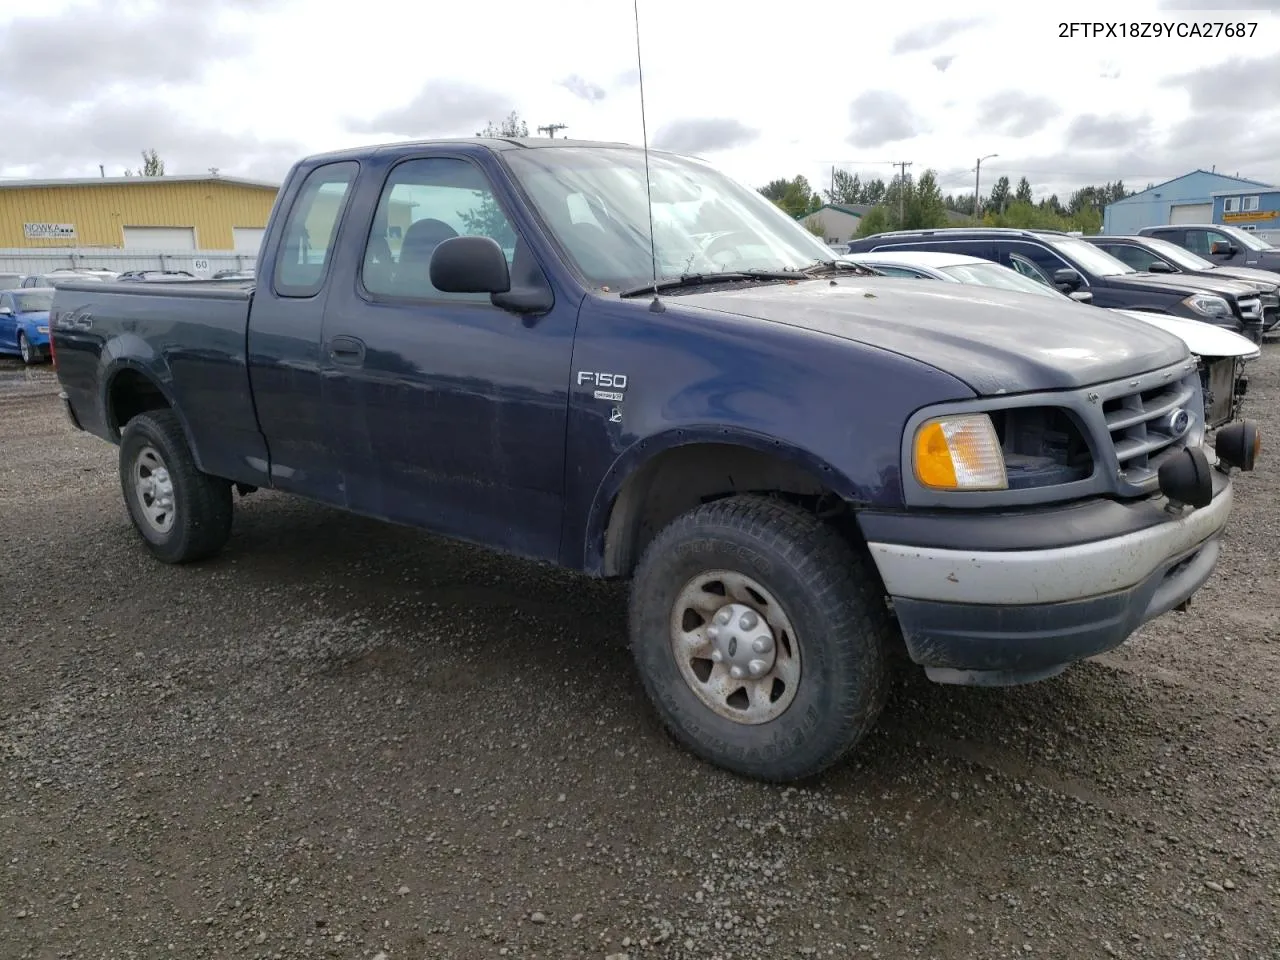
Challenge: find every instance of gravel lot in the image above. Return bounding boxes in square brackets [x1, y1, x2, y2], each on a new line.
[1, 349, 1277, 960]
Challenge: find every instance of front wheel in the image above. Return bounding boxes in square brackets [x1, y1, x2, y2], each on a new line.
[628, 495, 895, 782]
[119, 410, 233, 564]
[17, 331, 38, 365]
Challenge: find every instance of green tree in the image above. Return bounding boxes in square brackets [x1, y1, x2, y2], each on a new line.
[824, 169, 862, 205]
[124, 148, 164, 177]
[988, 175, 1011, 214]
[910, 170, 948, 229]
[758, 175, 820, 217]
[1014, 176, 1033, 205]
[476, 111, 529, 138]
[856, 206, 890, 237]
[862, 178, 886, 204]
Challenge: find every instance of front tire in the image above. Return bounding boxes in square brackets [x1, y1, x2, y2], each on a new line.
[17, 331, 38, 365]
[119, 410, 233, 564]
[628, 495, 895, 782]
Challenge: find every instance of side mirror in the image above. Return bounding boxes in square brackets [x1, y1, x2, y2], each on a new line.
[1053, 267, 1083, 291]
[1147, 259, 1175, 273]
[0, 306, 12, 316]
[428, 234, 554, 315]
[429, 236, 511, 295]
[1069, 290, 1094, 303]
[1210, 241, 1236, 256]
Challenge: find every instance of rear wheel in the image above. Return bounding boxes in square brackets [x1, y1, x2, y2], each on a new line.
[119, 410, 233, 564]
[628, 494, 895, 782]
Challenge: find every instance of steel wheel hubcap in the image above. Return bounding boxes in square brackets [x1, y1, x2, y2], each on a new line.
[669, 570, 801, 725]
[133, 446, 175, 534]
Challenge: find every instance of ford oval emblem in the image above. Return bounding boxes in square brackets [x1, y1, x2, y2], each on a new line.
[1166, 409, 1191, 436]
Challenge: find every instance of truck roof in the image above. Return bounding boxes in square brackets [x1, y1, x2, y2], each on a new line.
[298, 136, 666, 167]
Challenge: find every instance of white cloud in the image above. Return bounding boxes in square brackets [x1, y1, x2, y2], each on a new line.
[2, 0, 1279, 202]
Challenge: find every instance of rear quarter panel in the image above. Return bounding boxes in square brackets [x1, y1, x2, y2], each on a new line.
[51, 281, 268, 486]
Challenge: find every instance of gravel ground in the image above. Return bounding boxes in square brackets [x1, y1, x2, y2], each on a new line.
[1, 350, 1277, 960]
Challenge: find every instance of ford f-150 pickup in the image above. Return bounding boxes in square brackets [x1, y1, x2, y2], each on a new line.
[49, 137, 1262, 782]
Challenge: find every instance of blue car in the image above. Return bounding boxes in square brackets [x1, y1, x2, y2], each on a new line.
[0, 287, 54, 364]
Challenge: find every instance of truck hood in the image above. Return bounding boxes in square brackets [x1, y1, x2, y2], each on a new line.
[676, 278, 1189, 395]
[1111, 271, 1257, 299]
[1110, 309, 1260, 360]
[1199, 264, 1280, 290]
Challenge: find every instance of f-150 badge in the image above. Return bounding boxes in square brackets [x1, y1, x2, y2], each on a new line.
[577, 370, 627, 404]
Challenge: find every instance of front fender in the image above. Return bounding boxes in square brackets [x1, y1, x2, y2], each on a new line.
[580, 425, 872, 574]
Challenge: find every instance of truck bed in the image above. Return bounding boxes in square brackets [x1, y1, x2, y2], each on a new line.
[51, 279, 269, 486]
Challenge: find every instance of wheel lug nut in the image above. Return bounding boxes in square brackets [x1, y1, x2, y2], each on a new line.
[738, 610, 758, 630]
[752, 637, 772, 654]
[710, 650, 723, 662]
[706, 625, 720, 640]
[729, 665, 744, 679]
[715, 609, 731, 625]
[748, 658, 768, 677]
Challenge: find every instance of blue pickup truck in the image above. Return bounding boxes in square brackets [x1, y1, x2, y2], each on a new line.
[49, 138, 1261, 781]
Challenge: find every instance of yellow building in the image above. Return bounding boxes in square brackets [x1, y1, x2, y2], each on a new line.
[0, 175, 280, 251]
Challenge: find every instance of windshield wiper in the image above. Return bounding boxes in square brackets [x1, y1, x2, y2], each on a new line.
[803, 258, 877, 277]
[617, 269, 803, 298]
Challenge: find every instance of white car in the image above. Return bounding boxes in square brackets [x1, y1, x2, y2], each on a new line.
[843, 250, 1259, 427]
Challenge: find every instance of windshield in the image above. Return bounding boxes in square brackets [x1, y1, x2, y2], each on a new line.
[1045, 235, 1135, 276]
[1219, 224, 1274, 251]
[1139, 236, 1214, 270]
[0, 274, 22, 290]
[938, 261, 1064, 298]
[503, 146, 836, 290]
[13, 291, 53, 312]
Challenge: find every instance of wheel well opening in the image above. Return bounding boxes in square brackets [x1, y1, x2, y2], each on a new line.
[601, 443, 855, 577]
[108, 370, 170, 438]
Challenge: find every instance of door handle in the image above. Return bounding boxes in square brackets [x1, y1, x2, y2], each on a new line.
[329, 335, 365, 366]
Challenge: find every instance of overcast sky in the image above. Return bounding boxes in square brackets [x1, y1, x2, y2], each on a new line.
[3, 0, 1280, 202]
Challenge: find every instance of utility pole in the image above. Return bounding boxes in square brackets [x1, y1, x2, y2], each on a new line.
[973, 153, 997, 220]
[893, 161, 913, 225]
[538, 123, 568, 138]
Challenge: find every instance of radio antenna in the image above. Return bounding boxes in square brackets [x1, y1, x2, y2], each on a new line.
[632, 0, 664, 311]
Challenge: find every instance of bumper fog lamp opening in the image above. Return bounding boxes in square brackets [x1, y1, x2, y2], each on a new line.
[1157, 446, 1213, 509]
[1214, 420, 1260, 472]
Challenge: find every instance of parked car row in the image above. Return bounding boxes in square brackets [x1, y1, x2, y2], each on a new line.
[844, 227, 1279, 343]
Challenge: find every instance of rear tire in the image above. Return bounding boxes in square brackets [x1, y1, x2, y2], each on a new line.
[119, 410, 233, 564]
[628, 494, 894, 782]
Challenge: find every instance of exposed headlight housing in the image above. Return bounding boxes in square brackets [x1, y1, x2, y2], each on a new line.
[1182, 293, 1232, 319]
[912, 413, 1008, 490]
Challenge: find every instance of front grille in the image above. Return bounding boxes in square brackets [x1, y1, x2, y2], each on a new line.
[1260, 291, 1279, 309]
[1102, 373, 1199, 486]
[1237, 296, 1262, 321]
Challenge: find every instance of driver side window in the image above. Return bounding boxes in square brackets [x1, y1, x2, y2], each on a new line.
[1105, 244, 1161, 271]
[1008, 253, 1053, 286]
[362, 157, 521, 302]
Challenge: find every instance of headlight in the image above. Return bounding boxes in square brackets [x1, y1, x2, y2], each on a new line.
[912, 413, 1008, 490]
[1182, 293, 1232, 319]
[36, 325, 49, 334]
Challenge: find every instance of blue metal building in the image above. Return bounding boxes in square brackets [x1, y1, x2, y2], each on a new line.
[1211, 186, 1280, 237]
[1103, 170, 1273, 235]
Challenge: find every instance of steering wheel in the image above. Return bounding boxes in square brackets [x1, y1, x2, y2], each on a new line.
[701, 229, 761, 266]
